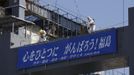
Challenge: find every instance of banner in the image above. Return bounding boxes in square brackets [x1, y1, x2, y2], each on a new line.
[17, 28, 117, 69]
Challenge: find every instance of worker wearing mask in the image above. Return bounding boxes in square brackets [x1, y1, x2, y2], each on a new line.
[39, 29, 47, 42]
[87, 16, 96, 33]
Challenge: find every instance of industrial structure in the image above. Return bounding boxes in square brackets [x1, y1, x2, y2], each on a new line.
[0, 0, 88, 48]
[0, 0, 134, 75]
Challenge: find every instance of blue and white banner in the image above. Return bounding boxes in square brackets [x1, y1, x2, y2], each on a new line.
[17, 28, 117, 69]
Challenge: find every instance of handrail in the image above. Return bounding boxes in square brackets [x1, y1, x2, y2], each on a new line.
[26, 1, 87, 26]
[0, 6, 5, 17]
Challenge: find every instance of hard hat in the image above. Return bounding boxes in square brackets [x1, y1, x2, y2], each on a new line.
[87, 16, 92, 21]
[39, 29, 46, 35]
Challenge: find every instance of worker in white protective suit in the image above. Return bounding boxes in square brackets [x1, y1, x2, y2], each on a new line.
[39, 29, 47, 42]
[87, 16, 96, 33]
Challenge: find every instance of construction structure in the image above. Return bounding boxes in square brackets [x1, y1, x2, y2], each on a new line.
[0, 0, 87, 47]
[0, 0, 134, 75]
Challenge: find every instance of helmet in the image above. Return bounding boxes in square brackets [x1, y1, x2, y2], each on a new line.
[39, 29, 46, 36]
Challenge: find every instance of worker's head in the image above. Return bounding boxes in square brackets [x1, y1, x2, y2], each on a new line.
[39, 29, 46, 36]
[87, 16, 95, 22]
[87, 16, 92, 21]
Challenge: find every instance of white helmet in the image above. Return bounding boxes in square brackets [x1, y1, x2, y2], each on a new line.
[87, 16, 96, 33]
[87, 16, 94, 22]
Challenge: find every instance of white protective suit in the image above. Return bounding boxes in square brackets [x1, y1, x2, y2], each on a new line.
[39, 29, 47, 42]
[87, 16, 96, 33]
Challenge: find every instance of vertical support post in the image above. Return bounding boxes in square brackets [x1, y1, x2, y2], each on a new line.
[9, 0, 26, 19]
[24, 25, 27, 38]
[0, 27, 14, 75]
[128, 7, 134, 75]
[12, 22, 14, 33]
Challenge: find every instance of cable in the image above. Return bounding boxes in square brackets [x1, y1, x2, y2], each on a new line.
[74, 0, 81, 17]
[123, 1, 127, 73]
[123, 0, 125, 26]
[40, 0, 87, 23]
[55, 0, 58, 8]
[123, 1, 127, 74]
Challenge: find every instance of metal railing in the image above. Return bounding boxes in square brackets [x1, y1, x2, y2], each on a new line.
[0, 6, 5, 17]
[26, 1, 87, 26]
